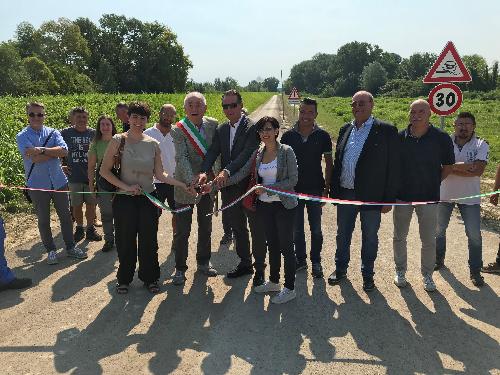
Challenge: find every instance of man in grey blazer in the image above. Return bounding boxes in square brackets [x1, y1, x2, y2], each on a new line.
[198, 90, 267, 286]
[171, 92, 219, 285]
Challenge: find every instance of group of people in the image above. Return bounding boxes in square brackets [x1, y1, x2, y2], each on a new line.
[0, 89, 498, 304]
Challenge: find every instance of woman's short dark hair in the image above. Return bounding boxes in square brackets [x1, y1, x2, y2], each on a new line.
[94, 115, 117, 141]
[255, 116, 280, 141]
[128, 101, 151, 119]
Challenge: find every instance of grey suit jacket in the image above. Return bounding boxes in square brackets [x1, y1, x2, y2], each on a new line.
[227, 142, 299, 209]
[172, 116, 218, 204]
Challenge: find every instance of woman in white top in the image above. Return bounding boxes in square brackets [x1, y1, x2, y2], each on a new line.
[222, 116, 299, 304]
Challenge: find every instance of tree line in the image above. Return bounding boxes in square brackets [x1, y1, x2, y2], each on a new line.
[0, 15, 192, 96]
[284, 41, 499, 97]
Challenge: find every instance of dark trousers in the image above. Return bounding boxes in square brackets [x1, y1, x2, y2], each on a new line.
[173, 194, 213, 271]
[113, 193, 160, 285]
[221, 209, 232, 236]
[222, 185, 267, 272]
[335, 188, 381, 278]
[294, 190, 323, 264]
[154, 183, 175, 214]
[257, 201, 296, 290]
[0, 217, 15, 285]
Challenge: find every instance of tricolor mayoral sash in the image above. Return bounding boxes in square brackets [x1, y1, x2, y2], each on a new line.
[176, 117, 208, 158]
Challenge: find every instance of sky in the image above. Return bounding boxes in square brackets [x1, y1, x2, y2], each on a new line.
[1, 0, 499, 86]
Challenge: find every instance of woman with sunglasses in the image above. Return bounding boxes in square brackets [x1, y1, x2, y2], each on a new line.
[213, 116, 299, 304]
[88, 115, 117, 253]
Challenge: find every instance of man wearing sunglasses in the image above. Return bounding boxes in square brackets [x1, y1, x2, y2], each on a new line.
[16, 102, 87, 265]
[328, 91, 400, 292]
[198, 90, 267, 286]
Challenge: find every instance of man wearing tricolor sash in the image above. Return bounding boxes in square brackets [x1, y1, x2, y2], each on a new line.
[170, 92, 219, 285]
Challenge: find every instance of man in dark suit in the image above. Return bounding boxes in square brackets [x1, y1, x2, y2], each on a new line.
[198, 90, 267, 286]
[328, 91, 399, 292]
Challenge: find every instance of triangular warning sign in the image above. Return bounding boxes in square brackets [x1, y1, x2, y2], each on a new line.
[288, 87, 300, 100]
[423, 41, 472, 83]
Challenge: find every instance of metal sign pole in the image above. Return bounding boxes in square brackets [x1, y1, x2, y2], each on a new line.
[281, 70, 285, 121]
[440, 116, 445, 130]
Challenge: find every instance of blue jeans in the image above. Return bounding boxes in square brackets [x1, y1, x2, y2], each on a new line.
[335, 188, 381, 277]
[436, 203, 483, 273]
[0, 217, 15, 285]
[294, 190, 323, 264]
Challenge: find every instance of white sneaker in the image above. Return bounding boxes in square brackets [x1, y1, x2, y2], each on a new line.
[423, 273, 436, 292]
[67, 246, 88, 259]
[271, 287, 296, 304]
[394, 271, 408, 288]
[47, 250, 59, 265]
[254, 280, 281, 293]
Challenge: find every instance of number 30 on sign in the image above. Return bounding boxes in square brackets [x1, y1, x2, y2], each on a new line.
[428, 83, 463, 116]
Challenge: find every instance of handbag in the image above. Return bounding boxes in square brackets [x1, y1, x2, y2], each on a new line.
[23, 130, 55, 203]
[96, 134, 126, 192]
[242, 152, 258, 212]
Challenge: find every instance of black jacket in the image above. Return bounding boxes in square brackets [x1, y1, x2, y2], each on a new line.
[330, 118, 400, 204]
[201, 115, 259, 188]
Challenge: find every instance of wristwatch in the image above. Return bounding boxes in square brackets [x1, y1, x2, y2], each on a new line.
[40, 147, 46, 155]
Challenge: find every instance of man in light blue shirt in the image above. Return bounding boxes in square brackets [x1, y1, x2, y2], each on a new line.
[16, 102, 87, 265]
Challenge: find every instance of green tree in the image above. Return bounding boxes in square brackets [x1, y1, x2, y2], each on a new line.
[397, 52, 436, 80]
[361, 62, 388, 94]
[246, 80, 262, 92]
[23, 56, 59, 94]
[0, 42, 30, 95]
[14, 22, 39, 58]
[262, 77, 280, 92]
[95, 58, 118, 92]
[462, 54, 490, 91]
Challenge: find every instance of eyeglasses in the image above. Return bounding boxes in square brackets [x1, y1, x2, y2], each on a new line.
[222, 103, 239, 110]
[28, 113, 45, 118]
[258, 127, 275, 133]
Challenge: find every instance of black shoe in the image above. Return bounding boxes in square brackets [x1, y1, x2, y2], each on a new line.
[86, 226, 102, 242]
[0, 277, 32, 291]
[220, 233, 233, 246]
[74, 226, 85, 243]
[253, 272, 265, 287]
[363, 277, 376, 292]
[434, 259, 445, 271]
[311, 263, 324, 278]
[296, 259, 307, 272]
[227, 265, 253, 278]
[101, 241, 115, 253]
[328, 271, 347, 285]
[470, 273, 485, 287]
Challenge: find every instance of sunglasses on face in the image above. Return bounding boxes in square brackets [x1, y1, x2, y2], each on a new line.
[222, 103, 239, 110]
[28, 112, 45, 118]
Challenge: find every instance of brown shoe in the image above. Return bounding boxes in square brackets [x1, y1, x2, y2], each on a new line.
[481, 262, 500, 274]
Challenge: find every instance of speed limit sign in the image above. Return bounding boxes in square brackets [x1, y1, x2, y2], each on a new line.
[428, 83, 463, 116]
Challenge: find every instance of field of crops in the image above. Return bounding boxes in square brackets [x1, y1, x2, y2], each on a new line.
[286, 96, 499, 175]
[0, 92, 273, 210]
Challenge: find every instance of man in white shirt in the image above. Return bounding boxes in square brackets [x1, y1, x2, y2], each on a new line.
[435, 112, 489, 287]
[144, 104, 177, 231]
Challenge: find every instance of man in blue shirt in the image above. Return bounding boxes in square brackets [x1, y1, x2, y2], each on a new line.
[16, 102, 87, 265]
[328, 91, 400, 292]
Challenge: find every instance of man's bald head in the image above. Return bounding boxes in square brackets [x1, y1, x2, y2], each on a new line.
[409, 99, 431, 127]
[351, 91, 374, 125]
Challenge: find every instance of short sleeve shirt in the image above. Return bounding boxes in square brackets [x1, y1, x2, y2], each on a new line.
[281, 123, 333, 193]
[440, 135, 489, 204]
[88, 140, 110, 165]
[115, 134, 160, 194]
[61, 127, 96, 183]
[398, 125, 455, 202]
[16, 125, 68, 190]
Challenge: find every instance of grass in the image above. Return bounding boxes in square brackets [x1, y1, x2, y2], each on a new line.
[0, 92, 274, 211]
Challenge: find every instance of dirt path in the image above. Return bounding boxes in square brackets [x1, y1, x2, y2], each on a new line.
[1, 95, 499, 374]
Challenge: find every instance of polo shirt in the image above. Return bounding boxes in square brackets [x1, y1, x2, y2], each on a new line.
[16, 125, 69, 190]
[144, 125, 176, 183]
[398, 124, 455, 202]
[440, 134, 489, 205]
[281, 122, 332, 193]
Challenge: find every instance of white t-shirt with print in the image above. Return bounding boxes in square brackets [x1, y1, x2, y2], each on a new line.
[440, 135, 489, 205]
